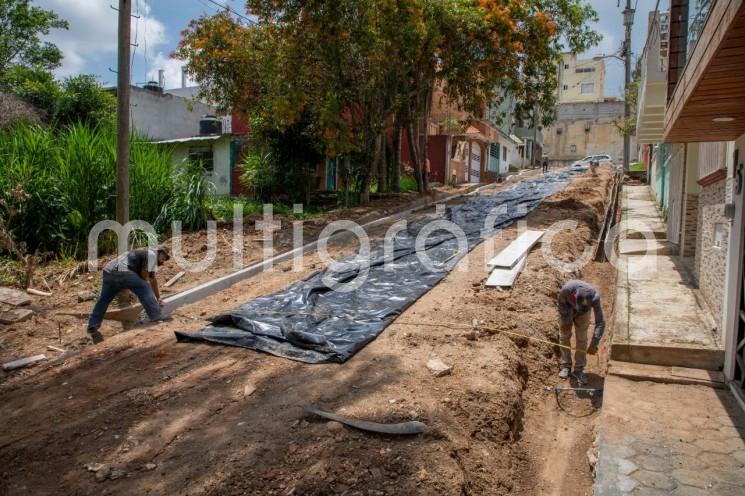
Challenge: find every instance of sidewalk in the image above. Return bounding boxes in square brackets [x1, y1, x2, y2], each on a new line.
[594, 185, 745, 495]
[612, 185, 723, 370]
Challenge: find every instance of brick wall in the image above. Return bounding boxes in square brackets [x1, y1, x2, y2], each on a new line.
[680, 194, 699, 258]
[694, 178, 732, 323]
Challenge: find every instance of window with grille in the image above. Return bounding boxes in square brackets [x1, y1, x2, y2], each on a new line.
[188, 146, 214, 172]
[488, 143, 500, 172]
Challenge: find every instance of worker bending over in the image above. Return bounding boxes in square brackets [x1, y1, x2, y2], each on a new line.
[557, 279, 605, 384]
[87, 245, 171, 344]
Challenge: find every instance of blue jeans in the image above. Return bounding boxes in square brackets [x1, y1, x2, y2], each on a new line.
[87, 270, 163, 331]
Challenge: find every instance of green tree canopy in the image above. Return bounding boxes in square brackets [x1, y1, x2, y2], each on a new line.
[0, 0, 68, 75]
[177, 0, 600, 201]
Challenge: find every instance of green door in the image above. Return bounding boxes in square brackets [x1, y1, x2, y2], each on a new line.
[326, 157, 337, 190]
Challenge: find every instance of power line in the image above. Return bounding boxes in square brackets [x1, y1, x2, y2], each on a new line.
[202, 0, 257, 25]
[131, 0, 139, 77]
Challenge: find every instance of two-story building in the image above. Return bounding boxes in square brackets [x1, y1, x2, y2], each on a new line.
[544, 53, 633, 167]
[636, 0, 745, 402]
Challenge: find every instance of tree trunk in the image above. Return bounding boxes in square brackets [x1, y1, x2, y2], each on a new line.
[378, 132, 387, 194]
[343, 155, 352, 207]
[392, 121, 402, 193]
[360, 169, 371, 205]
[421, 81, 434, 191]
[369, 136, 379, 198]
[407, 121, 424, 194]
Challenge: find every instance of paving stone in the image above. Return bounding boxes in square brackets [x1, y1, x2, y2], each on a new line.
[668, 429, 699, 443]
[731, 450, 745, 465]
[614, 444, 638, 458]
[713, 483, 745, 496]
[618, 459, 638, 476]
[633, 469, 678, 491]
[633, 454, 673, 473]
[671, 469, 715, 489]
[618, 476, 638, 493]
[718, 415, 745, 429]
[671, 485, 711, 496]
[689, 416, 719, 428]
[631, 487, 672, 496]
[719, 425, 745, 438]
[667, 441, 702, 459]
[693, 428, 727, 441]
[669, 454, 710, 472]
[594, 376, 745, 496]
[707, 467, 745, 486]
[697, 451, 744, 472]
[694, 439, 741, 455]
[632, 441, 672, 458]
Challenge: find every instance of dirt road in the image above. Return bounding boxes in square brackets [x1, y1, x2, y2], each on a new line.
[0, 168, 615, 495]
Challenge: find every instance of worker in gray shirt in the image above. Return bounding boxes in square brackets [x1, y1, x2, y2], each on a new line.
[557, 279, 605, 384]
[87, 245, 171, 344]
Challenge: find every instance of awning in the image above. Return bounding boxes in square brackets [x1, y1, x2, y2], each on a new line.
[509, 134, 524, 146]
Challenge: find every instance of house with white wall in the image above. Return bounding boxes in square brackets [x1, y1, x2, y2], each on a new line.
[109, 82, 241, 197]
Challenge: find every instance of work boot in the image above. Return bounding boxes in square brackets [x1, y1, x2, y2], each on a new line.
[574, 369, 586, 386]
[558, 367, 571, 379]
[88, 328, 104, 344]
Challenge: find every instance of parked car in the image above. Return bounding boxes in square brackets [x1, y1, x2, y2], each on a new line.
[570, 154, 613, 171]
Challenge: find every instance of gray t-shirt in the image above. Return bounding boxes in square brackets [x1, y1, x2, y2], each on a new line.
[104, 249, 157, 280]
[558, 279, 605, 347]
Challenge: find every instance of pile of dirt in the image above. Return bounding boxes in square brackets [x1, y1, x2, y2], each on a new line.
[0, 168, 614, 496]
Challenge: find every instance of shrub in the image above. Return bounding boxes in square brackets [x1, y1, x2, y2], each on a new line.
[0, 122, 175, 257]
[155, 160, 212, 232]
[239, 151, 274, 203]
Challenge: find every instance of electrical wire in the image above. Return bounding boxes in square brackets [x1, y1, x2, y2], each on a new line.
[202, 0, 257, 25]
[131, 0, 139, 77]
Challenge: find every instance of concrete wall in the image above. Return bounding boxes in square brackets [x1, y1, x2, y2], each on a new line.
[556, 53, 605, 104]
[130, 87, 215, 141]
[544, 102, 633, 165]
[170, 136, 232, 196]
[695, 177, 733, 323]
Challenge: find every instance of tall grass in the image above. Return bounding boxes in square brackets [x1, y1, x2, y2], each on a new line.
[155, 160, 211, 232]
[0, 123, 176, 257]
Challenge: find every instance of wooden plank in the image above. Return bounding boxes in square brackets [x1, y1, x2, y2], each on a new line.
[2, 354, 47, 371]
[164, 271, 186, 288]
[486, 230, 543, 269]
[26, 288, 52, 297]
[485, 255, 526, 288]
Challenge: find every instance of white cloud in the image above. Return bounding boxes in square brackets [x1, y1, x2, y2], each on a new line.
[35, 0, 166, 78]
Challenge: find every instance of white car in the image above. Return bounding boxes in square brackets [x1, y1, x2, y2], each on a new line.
[571, 154, 613, 171]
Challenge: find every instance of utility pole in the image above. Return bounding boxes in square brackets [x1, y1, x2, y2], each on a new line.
[116, 0, 131, 225]
[622, 0, 635, 172]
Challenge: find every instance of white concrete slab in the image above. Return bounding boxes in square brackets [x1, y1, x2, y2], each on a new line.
[485, 255, 526, 287]
[486, 230, 543, 269]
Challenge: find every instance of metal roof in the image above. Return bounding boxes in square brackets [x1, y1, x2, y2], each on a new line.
[148, 135, 224, 145]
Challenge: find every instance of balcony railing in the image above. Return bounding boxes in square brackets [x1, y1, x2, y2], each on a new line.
[686, 0, 716, 63]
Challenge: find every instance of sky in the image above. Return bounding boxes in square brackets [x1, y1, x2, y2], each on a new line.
[36, 0, 666, 97]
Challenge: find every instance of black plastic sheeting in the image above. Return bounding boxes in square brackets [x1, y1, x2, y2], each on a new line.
[175, 172, 571, 363]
